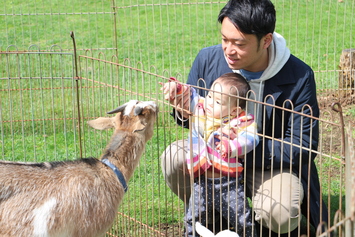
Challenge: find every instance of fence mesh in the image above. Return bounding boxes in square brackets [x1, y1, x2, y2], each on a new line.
[1, 0, 355, 236]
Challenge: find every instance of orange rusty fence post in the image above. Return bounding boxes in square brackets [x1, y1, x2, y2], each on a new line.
[345, 122, 355, 237]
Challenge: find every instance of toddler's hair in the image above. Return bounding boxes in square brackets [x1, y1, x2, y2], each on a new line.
[212, 72, 250, 109]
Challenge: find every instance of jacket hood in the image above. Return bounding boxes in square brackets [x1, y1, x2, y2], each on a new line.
[260, 32, 290, 81]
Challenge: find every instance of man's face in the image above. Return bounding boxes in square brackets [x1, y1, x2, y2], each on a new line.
[220, 17, 271, 72]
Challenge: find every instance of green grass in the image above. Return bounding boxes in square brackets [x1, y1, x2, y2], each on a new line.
[1, 0, 354, 76]
[1, 0, 354, 235]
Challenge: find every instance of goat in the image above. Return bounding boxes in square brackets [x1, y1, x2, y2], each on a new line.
[0, 100, 158, 237]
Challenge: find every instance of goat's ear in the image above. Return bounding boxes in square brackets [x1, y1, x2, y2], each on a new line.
[87, 117, 115, 130]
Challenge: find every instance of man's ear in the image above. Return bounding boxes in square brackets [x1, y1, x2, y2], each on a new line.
[262, 33, 273, 49]
[230, 106, 242, 117]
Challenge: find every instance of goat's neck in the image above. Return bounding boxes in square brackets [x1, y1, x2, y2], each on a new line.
[101, 131, 145, 181]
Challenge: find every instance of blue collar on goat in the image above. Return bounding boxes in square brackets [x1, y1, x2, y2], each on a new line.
[101, 159, 128, 192]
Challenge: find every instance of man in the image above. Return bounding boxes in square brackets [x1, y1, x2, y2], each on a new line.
[160, 0, 329, 236]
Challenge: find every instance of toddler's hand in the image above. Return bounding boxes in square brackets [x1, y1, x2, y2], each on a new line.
[216, 127, 237, 140]
[215, 136, 230, 158]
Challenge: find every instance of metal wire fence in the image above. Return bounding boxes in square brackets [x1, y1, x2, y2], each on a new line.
[1, 0, 355, 236]
[1, 46, 354, 236]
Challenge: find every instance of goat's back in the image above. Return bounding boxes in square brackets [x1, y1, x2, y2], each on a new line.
[0, 158, 124, 237]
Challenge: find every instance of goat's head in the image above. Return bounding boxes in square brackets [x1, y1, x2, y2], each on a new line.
[88, 100, 158, 141]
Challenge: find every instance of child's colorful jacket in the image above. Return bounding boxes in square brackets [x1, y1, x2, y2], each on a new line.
[186, 87, 259, 178]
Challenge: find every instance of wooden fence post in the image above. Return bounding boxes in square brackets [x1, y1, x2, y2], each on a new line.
[338, 49, 355, 102]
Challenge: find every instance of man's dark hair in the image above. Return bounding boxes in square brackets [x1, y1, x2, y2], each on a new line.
[218, 0, 276, 42]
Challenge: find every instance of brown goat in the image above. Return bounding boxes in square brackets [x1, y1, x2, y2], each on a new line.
[0, 100, 158, 237]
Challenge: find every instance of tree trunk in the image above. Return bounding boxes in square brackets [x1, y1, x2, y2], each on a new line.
[338, 48, 355, 101]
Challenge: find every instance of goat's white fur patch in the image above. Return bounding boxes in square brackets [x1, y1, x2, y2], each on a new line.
[32, 198, 57, 237]
[124, 100, 156, 116]
[123, 100, 138, 116]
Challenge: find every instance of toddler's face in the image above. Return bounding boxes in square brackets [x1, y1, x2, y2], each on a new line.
[205, 83, 237, 119]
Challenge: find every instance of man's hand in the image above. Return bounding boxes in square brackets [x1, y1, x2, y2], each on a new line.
[160, 77, 191, 118]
